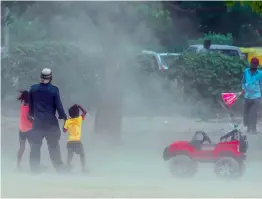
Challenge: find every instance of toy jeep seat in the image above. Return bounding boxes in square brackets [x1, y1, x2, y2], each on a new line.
[189, 131, 212, 150]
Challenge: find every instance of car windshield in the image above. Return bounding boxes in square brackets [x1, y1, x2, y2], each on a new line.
[210, 49, 239, 57]
[160, 55, 179, 66]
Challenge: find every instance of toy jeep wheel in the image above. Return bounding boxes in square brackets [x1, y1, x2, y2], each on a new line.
[239, 160, 246, 176]
[169, 155, 197, 178]
[214, 157, 242, 180]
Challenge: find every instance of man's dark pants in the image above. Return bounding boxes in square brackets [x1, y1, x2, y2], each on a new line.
[29, 124, 63, 172]
[243, 97, 260, 132]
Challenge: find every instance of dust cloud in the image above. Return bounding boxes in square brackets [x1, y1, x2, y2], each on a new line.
[1, 2, 262, 198]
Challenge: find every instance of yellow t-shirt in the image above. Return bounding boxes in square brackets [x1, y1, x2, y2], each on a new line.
[64, 116, 83, 142]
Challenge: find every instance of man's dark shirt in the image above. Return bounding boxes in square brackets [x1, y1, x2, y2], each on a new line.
[29, 83, 67, 128]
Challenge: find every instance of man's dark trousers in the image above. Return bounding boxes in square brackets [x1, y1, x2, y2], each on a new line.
[243, 97, 260, 132]
[30, 124, 63, 172]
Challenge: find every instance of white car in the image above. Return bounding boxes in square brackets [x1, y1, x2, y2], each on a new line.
[140, 50, 180, 71]
[186, 44, 245, 59]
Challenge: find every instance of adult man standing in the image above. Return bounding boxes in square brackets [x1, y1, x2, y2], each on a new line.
[29, 68, 67, 173]
[242, 58, 262, 134]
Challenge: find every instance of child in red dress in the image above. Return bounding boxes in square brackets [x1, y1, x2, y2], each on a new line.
[17, 90, 33, 169]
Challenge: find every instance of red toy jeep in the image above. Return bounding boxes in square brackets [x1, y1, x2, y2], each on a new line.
[163, 129, 248, 179]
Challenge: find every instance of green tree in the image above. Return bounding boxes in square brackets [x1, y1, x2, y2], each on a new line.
[177, 1, 262, 46]
[225, 1, 262, 46]
[226, 1, 262, 15]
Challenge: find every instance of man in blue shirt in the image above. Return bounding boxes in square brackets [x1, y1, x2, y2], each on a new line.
[242, 57, 261, 134]
[29, 68, 67, 173]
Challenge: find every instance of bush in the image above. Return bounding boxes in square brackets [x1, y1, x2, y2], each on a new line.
[189, 32, 233, 45]
[1, 41, 103, 108]
[173, 52, 248, 101]
[167, 52, 248, 118]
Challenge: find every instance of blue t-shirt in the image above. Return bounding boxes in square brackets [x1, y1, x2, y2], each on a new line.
[242, 68, 262, 99]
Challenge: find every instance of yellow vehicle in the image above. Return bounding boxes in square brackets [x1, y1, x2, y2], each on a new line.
[240, 47, 262, 64]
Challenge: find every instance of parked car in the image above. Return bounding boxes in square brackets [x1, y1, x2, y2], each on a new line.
[138, 50, 180, 73]
[186, 44, 245, 59]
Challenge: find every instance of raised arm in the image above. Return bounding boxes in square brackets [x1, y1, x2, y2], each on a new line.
[77, 104, 87, 119]
[54, 88, 67, 120]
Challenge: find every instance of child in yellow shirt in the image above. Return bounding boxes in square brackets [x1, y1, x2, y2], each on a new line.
[63, 104, 87, 172]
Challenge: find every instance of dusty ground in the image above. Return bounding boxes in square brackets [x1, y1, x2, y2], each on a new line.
[1, 114, 262, 198]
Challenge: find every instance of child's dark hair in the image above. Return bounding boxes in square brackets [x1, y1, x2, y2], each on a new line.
[68, 105, 79, 118]
[17, 90, 29, 104]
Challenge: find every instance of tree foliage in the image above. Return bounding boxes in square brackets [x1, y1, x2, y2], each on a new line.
[3, 1, 262, 49]
[1, 41, 103, 107]
[1, 1, 34, 25]
[226, 1, 262, 15]
[9, 17, 47, 42]
[178, 1, 262, 47]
